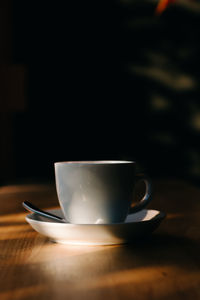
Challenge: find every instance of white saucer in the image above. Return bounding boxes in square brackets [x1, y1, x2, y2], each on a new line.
[26, 209, 166, 246]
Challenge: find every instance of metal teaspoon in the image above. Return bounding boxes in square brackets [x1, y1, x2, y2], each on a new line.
[22, 201, 65, 223]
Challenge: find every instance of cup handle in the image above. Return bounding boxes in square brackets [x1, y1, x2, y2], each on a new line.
[129, 174, 152, 214]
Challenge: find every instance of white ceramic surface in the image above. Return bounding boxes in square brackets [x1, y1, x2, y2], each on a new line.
[25, 208, 165, 246]
[54, 161, 151, 224]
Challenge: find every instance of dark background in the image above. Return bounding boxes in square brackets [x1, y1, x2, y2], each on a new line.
[1, 0, 200, 183]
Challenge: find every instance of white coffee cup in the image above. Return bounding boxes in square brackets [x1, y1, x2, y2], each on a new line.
[54, 160, 151, 224]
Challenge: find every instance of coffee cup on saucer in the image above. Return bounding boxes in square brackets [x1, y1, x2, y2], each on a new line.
[54, 160, 152, 225]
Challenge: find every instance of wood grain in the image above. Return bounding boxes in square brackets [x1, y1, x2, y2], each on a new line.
[0, 180, 200, 300]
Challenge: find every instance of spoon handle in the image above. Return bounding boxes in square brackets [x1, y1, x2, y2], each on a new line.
[22, 201, 65, 222]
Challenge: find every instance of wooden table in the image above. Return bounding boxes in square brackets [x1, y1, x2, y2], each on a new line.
[0, 179, 200, 300]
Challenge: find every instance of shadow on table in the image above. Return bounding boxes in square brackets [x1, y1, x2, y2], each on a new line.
[0, 228, 199, 300]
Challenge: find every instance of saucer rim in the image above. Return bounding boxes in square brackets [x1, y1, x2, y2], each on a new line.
[26, 208, 166, 227]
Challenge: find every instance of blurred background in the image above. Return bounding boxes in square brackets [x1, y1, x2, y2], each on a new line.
[1, 0, 200, 184]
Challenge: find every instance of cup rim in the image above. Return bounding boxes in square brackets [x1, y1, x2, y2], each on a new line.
[54, 160, 135, 165]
